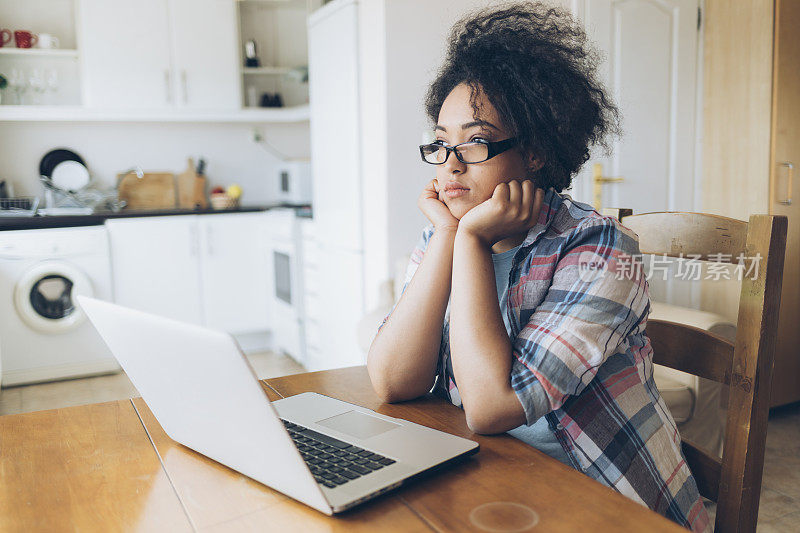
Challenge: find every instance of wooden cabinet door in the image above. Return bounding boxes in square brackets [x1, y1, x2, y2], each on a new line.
[79, 0, 174, 109]
[106, 216, 204, 324]
[769, 0, 800, 407]
[199, 213, 270, 333]
[167, 0, 240, 110]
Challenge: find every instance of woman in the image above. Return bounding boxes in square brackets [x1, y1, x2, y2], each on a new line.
[367, 3, 709, 532]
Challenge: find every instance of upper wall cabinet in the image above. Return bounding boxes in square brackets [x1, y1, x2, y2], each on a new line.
[79, 0, 172, 109]
[168, 0, 240, 110]
[79, 0, 239, 111]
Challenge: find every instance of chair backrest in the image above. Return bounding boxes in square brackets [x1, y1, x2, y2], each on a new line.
[604, 209, 787, 533]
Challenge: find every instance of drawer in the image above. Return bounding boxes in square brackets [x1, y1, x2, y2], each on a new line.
[303, 272, 320, 294]
[305, 326, 322, 351]
[305, 345, 323, 366]
[300, 218, 316, 239]
[304, 292, 321, 312]
[263, 209, 297, 239]
[302, 243, 319, 266]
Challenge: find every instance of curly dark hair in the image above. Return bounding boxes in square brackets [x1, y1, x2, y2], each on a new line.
[424, 2, 620, 192]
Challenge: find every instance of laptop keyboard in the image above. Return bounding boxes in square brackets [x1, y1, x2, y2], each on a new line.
[280, 419, 397, 489]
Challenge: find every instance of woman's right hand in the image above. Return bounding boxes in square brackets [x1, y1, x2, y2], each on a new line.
[418, 179, 459, 232]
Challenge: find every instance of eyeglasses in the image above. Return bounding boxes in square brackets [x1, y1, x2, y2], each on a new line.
[419, 137, 518, 165]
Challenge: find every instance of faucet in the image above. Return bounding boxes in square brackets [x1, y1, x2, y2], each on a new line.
[117, 166, 144, 185]
[111, 166, 144, 212]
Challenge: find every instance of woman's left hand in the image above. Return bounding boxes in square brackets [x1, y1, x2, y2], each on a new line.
[458, 180, 546, 247]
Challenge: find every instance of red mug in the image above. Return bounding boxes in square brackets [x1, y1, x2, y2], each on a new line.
[14, 30, 37, 49]
[0, 29, 11, 47]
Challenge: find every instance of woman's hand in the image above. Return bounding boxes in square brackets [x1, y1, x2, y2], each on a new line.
[459, 180, 545, 246]
[418, 178, 459, 231]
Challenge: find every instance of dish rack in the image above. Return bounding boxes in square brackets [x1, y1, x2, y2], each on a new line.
[0, 197, 40, 217]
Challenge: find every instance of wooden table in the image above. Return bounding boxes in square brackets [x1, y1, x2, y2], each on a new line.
[0, 366, 685, 532]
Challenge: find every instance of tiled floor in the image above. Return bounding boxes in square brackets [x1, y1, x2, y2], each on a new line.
[698, 401, 800, 532]
[754, 402, 800, 532]
[1, 353, 798, 531]
[0, 351, 305, 417]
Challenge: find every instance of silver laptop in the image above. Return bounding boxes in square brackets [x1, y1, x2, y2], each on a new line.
[78, 296, 478, 515]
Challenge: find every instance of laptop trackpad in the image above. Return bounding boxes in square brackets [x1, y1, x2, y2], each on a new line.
[316, 410, 401, 440]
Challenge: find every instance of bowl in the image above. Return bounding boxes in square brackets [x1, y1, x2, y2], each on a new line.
[210, 193, 239, 210]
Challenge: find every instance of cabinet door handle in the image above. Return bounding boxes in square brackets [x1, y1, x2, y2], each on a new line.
[206, 226, 213, 256]
[181, 70, 188, 104]
[778, 162, 794, 205]
[164, 70, 172, 104]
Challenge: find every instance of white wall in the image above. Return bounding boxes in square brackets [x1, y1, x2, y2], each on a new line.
[0, 121, 310, 205]
[383, 0, 496, 284]
[359, 0, 390, 310]
[360, 0, 570, 310]
[360, 0, 496, 310]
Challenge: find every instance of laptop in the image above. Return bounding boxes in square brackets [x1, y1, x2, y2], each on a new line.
[77, 296, 479, 515]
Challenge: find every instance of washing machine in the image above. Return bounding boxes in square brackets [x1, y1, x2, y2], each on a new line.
[0, 226, 118, 386]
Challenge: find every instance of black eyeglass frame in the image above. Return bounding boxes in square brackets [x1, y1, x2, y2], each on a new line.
[418, 137, 519, 165]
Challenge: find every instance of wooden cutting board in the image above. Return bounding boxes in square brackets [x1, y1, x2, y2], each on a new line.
[118, 172, 176, 210]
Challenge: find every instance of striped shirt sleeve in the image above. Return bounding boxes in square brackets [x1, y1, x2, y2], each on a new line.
[510, 216, 650, 424]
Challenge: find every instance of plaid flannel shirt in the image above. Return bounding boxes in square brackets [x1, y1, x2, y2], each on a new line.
[380, 188, 710, 532]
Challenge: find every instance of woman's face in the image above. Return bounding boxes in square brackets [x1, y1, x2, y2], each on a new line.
[433, 83, 534, 220]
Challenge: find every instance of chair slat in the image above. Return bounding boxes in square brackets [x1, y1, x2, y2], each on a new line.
[715, 214, 787, 533]
[647, 319, 734, 385]
[621, 212, 748, 261]
[682, 439, 722, 501]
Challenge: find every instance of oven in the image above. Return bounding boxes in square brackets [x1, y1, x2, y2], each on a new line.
[264, 209, 305, 362]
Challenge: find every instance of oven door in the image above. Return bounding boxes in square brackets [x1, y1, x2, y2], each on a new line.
[270, 241, 302, 359]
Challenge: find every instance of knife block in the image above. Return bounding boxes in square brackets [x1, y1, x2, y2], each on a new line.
[177, 158, 208, 209]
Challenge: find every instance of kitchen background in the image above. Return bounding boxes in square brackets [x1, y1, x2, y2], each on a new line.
[1, 5, 800, 526]
[0, 121, 311, 203]
[0, 0, 504, 387]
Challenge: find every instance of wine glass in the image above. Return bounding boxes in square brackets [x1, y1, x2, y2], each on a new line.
[46, 68, 59, 104]
[9, 68, 25, 105]
[28, 68, 45, 105]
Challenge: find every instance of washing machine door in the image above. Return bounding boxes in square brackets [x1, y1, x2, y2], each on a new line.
[14, 260, 94, 333]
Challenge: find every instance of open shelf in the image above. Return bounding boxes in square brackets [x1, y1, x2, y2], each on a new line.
[0, 104, 310, 123]
[236, 0, 310, 108]
[242, 66, 293, 75]
[0, 48, 79, 58]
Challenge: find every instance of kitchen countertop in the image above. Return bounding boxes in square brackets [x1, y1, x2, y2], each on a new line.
[0, 204, 312, 231]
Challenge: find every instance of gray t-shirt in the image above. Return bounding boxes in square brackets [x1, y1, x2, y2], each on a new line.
[440, 243, 571, 466]
[491, 244, 571, 466]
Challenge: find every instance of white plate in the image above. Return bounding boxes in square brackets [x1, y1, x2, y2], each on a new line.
[51, 160, 90, 191]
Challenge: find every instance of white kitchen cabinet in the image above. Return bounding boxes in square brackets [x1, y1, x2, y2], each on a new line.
[106, 216, 204, 323]
[310, 245, 365, 371]
[79, 0, 173, 109]
[199, 213, 270, 333]
[79, 0, 239, 110]
[304, 0, 366, 371]
[299, 218, 319, 367]
[308, 0, 362, 251]
[107, 212, 271, 338]
[168, 0, 240, 110]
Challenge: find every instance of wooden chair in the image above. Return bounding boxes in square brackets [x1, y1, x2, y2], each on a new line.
[604, 209, 787, 533]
